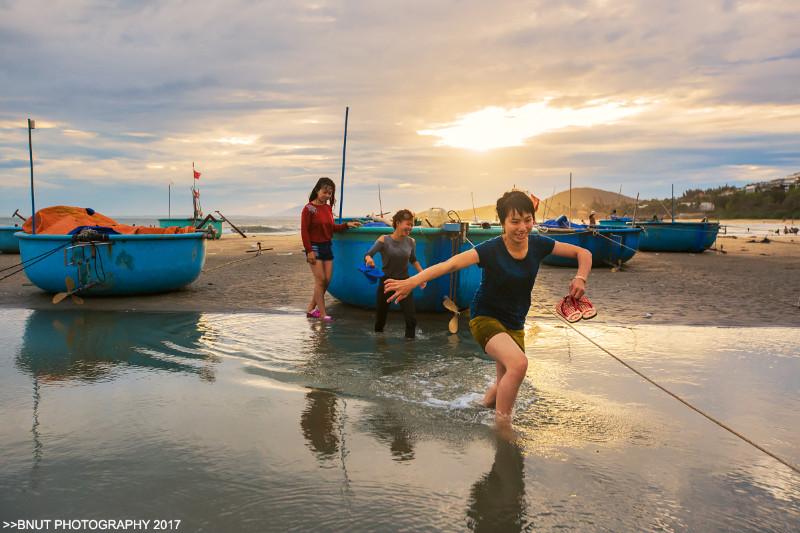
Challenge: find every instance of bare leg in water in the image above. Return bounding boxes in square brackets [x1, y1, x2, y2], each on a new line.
[307, 260, 332, 317]
[482, 361, 505, 409]
[481, 333, 528, 418]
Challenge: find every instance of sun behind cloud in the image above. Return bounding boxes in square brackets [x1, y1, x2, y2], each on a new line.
[417, 99, 649, 152]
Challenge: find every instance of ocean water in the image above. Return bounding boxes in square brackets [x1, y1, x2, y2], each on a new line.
[0, 309, 798, 531]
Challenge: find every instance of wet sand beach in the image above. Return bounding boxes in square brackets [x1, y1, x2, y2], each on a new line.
[2, 234, 799, 530]
[1, 232, 798, 327]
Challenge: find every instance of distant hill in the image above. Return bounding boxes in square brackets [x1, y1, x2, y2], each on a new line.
[536, 187, 637, 221]
[453, 187, 637, 222]
[273, 204, 306, 217]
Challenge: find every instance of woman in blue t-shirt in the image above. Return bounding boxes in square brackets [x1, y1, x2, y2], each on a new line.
[385, 191, 592, 422]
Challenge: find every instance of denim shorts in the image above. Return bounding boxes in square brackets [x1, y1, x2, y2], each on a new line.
[310, 241, 334, 261]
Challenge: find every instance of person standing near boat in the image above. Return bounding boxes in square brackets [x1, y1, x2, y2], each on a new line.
[364, 209, 426, 338]
[301, 177, 360, 321]
[385, 191, 592, 422]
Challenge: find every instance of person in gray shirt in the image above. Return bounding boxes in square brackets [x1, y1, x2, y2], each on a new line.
[364, 209, 426, 338]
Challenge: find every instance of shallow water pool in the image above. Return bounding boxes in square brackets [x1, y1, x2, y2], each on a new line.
[0, 309, 798, 531]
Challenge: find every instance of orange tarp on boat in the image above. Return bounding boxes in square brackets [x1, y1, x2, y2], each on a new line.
[22, 206, 195, 235]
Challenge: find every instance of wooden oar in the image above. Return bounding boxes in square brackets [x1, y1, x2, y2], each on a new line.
[52, 276, 85, 305]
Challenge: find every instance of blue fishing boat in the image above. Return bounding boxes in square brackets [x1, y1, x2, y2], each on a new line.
[17, 232, 206, 295]
[599, 218, 720, 252]
[535, 225, 642, 267]
[158, 217, 223, 239]
[330, 223, 493, 312]
[329, 221, 641, 312]
[0, 225, 21, 253]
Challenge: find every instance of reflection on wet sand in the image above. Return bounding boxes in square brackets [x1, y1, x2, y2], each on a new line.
[301, 389, 340, 459]
[467, 435, 527, 532]
[301, 388, 417, 463]
[17, 309, 220, 382]
[362, 406, 416, 462]
[15, 309, 222, 488]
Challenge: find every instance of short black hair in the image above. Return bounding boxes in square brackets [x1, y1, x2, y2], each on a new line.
[391, 209, 414, 228]
[496, 190, 534, 223]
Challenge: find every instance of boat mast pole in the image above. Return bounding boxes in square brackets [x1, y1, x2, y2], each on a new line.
[168, 182, 171, 219]
[471, 192, 478, 222]
[192, 162, 198, 223]
[568, 172, 572, 229]
[338, 106, 349, 224]
[28, 118, 36, 234]
[632, 192, 640, 223]
[671, 184, 675, 222]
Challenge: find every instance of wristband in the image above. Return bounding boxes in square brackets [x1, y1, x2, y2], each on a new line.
[574, 275, 587, 282]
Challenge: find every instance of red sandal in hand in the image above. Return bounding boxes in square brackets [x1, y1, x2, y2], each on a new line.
[555, 296, 582, 323]
[576, 295, 597, 320]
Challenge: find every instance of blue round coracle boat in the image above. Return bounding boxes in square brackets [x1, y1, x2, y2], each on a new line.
[600, 219, 720, 252]
[330, 223, 490, 312]
[17, 232, 207, 295]
[158, 217, 223, 239]
[329, 222, 642, 312]
[0, 225, 21, 253]
[535, 226, 642, 267]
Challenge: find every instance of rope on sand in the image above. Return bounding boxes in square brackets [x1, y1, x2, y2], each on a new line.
[589, 229, 641, 255]
[201, 244, 273, 274]
[0, 242, 70, 282]
[538, 303, 800, 476]
[202, 254, 260, 274]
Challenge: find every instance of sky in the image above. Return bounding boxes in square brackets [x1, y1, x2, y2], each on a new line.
[1, 0, 799, 217]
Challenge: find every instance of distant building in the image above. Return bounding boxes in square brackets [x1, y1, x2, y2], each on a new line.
[699, 202, 715, 212]
[742, 171, 799, 193]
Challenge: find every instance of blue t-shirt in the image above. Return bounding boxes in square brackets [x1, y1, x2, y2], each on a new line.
[470, 234, 556, 330]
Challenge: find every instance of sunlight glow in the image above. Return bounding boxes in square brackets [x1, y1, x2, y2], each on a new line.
[418, 99, 648, 151]
[216, 135, 257, 145]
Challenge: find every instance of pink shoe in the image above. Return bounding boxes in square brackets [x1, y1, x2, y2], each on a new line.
[306, 309, 320, 318]
[576, 295, 597, 319]
[555, 296, 582, 323]
[322, 315, 334, 322]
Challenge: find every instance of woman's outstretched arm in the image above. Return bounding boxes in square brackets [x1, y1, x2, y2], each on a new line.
[384, 249, 479, 303]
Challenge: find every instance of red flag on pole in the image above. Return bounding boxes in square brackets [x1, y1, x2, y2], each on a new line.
[193, 162, 201, 180]
[530, 194, 540, 211]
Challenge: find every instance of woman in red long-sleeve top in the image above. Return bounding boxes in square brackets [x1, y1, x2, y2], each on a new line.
[301, 177, 360, 321]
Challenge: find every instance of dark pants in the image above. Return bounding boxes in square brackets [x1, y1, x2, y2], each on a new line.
[375, 277, 417, 338]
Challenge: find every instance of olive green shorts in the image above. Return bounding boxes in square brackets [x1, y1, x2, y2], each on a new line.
[468, 316, 525, 353]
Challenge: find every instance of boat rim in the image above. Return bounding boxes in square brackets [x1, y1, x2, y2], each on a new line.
[339, 225, 643, 236]
[16, 231, 207, 241]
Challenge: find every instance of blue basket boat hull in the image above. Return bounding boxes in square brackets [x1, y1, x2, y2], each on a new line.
[0, 226, 21, 253]
[330, 225, 491, 312]
[158, 218, 223, 239]
[329, 223, 641, 311]
[599, 220, 719, 252]
[535, 227, 642, 267]
[17, 232, 206, 295]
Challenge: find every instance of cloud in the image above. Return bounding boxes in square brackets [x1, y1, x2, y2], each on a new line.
[418, 99, 648, 151]
[0, 0, 798, 215]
